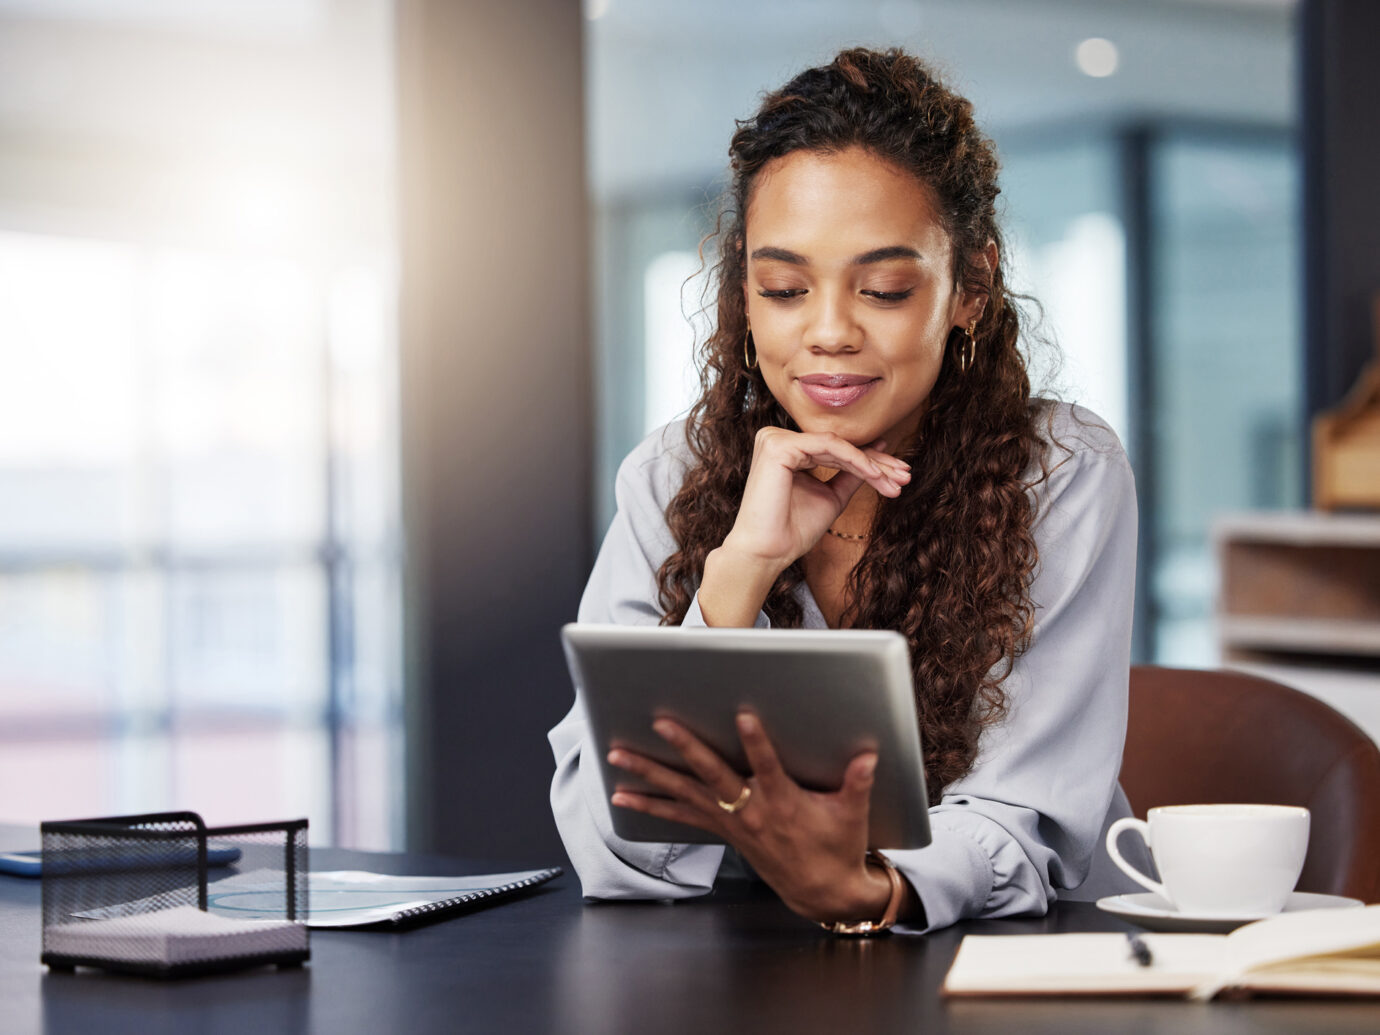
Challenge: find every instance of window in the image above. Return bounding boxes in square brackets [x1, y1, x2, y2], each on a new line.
[0, 232, 402, 846]
[1149, 133, 1301, 663]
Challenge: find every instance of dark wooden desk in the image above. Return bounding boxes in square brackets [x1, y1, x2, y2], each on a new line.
[1, 830, 1375, 1034]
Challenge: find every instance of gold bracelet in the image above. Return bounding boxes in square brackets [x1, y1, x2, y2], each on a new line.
[817, 850, 904, 937]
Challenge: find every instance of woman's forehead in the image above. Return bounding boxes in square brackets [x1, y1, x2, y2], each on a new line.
[744, 147, 949, 260]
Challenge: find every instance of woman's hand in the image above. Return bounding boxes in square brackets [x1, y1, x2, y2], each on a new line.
[698, 429, 910, 626]
[607, 713, 898, 926]
[731, 428, 908, 566]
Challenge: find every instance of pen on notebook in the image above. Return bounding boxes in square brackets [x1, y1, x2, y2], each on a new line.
[1126, 932, 1153, 967]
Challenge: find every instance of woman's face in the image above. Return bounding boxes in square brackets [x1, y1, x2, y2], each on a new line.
[743, 146, 985, 450]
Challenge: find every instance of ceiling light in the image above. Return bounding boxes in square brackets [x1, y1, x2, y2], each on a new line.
[1075, 37, 1119, 78]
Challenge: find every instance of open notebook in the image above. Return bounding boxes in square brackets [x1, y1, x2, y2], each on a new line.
[943, 904, 1380, 1000]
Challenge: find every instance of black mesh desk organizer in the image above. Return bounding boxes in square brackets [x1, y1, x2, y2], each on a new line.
[41, 811, 309, 978]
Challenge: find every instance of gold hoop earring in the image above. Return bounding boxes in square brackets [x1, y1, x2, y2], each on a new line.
[744, 326, 758, 371]
[957, 319, 977, 374]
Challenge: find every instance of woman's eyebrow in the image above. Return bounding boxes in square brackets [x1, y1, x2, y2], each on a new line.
[748, 245, 923, 266]
[750, 246, 808, 264]
[854, 246, 923, 264]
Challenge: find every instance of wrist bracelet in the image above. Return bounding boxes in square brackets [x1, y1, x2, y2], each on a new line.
[817, 850, 903, 937]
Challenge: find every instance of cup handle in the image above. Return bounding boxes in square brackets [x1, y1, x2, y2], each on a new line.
[1105, 817, 1169, 900]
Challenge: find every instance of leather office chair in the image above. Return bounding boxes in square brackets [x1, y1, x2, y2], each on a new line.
[1120, 665, 1380, 903]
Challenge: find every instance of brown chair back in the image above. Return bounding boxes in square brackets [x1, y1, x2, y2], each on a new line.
[1121, 665, 1380, 903]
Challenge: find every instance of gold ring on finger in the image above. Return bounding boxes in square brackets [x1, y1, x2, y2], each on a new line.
[716, 784, 751, 813]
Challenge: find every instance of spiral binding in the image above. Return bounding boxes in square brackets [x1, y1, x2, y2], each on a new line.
[388, 867, 562, 925]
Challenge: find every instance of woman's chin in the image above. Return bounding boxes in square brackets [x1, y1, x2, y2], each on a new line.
[788, 412, 882, 445]
[795, 418, 907, 452]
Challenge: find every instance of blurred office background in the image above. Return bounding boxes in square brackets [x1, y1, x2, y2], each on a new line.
[0, 0, 1373, 860]
[0, 0, 403, 845]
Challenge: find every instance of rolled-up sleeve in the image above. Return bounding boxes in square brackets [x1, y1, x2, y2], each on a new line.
[885, 411, 1138, 933]
[548, 424, 731, 898]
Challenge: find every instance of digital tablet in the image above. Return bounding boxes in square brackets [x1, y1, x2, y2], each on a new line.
[561, 624, 931, 849]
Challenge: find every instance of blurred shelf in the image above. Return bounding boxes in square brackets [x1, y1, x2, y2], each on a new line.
[1219, 615, 1380, 655]
[1215, 513, 1380, 743]
[1214, 510, 1380, 546]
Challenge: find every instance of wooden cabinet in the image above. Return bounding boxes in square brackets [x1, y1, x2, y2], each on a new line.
[1215, 511, 1380, 745]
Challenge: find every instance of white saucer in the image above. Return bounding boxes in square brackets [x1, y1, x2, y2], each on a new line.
[1095, 891, 1364, 933]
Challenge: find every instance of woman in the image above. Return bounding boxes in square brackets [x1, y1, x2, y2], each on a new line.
[549, 47, 1138, 933]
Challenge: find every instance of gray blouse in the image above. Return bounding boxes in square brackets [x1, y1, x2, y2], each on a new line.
[548, 401, 1143, 933]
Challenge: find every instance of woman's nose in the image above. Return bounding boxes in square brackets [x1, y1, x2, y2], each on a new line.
[801, 290, 862, 353]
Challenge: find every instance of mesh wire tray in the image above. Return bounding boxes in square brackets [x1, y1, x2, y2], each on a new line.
[41, 811, 308, 978]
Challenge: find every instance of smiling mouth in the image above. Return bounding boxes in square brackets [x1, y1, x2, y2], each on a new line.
[796, 374, 880, 408]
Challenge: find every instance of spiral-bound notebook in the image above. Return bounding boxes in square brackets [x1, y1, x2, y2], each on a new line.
[304, 869, 564, 927]
[78, 867, 563, 929]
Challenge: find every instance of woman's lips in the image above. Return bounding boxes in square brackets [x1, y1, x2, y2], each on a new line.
[796, 374, 880, 408]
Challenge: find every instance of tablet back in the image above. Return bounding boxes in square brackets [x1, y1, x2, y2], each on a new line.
[562, 624, 932, 849]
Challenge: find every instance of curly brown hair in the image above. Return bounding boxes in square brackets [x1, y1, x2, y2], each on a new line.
[655, 47, 1049, 803]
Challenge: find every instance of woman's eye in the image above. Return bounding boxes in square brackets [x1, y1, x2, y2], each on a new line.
[758, 288, 805, 300]
[863, 289, 914, 302]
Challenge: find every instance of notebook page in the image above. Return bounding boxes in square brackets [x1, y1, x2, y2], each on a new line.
[1224, 903, 1380, 972]
[943, 933, 1224, 995]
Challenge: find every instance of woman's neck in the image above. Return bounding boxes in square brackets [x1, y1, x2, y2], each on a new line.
[831, 484, 879, 540]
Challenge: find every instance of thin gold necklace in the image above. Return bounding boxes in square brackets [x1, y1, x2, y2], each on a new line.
[825, 526, 870, 541]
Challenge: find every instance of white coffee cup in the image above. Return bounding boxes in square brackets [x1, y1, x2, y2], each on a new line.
[1105, 803, 1310, 917]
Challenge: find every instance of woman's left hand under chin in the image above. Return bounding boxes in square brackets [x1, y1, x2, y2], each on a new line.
[606, 712, 894, 925]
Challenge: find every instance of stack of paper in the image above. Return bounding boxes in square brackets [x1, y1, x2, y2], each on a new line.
[46, 905, 305, 967]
